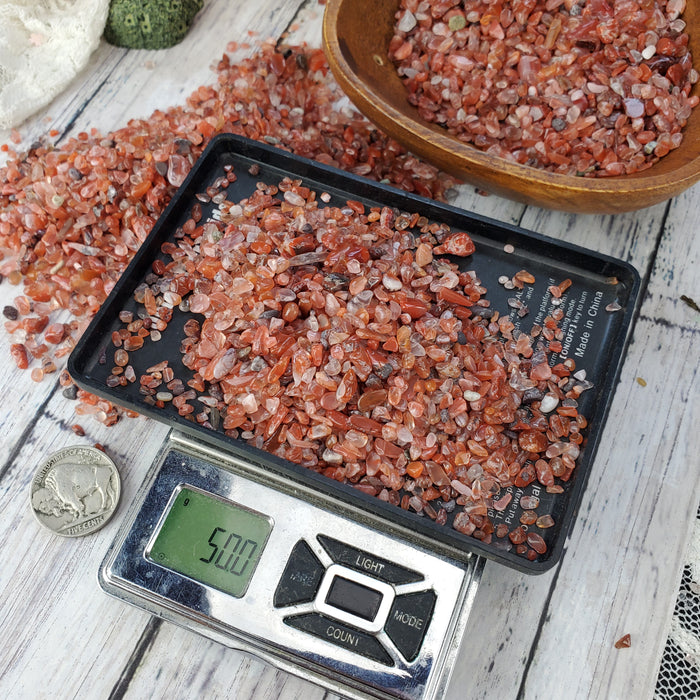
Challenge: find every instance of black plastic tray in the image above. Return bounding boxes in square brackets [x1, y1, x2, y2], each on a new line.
[68, 134, 640, 573]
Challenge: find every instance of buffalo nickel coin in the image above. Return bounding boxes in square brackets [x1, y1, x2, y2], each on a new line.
[30, 445, 121, 537]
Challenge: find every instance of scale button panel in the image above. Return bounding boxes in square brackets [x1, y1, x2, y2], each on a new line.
[284, 613, 394, 667]
[317, 534, 424, 585]
[384, 590, 437, 662]
[273, 540, 325, 608]
[100, 438, 480, 700]
[276, 536, 438, 666]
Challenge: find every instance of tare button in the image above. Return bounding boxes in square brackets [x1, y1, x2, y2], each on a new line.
[315, 564, 394, 634]
[317, 534, 424, 585]
[273, 540, 325, 608]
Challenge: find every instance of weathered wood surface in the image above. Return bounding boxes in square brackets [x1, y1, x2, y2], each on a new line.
[1, 1, 698, 699]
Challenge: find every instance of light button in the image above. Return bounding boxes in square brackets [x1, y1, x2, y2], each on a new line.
[317, 534, 424, 585]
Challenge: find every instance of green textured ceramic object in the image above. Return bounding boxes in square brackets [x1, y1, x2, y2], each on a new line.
[104, 0, 204, 49]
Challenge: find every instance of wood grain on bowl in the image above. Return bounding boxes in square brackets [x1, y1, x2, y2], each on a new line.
[322, 0, 700, 213]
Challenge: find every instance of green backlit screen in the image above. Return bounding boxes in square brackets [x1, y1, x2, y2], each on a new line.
[147, 486, 272, 598]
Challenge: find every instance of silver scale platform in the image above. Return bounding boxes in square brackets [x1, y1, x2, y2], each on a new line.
[100, 430, 483, 700]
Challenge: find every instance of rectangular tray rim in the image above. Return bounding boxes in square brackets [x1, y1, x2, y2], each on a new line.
[67, 133, 641, 574]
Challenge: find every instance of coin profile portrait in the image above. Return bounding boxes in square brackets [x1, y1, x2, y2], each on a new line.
[31, 445, 121, 537]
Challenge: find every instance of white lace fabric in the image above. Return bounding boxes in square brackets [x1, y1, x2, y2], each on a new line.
[0, 0, 110, 129]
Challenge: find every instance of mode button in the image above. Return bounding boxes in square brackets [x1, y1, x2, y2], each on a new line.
[384, 590, 436, 662]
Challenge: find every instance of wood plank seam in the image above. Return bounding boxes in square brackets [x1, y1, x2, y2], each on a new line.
[108, 617, 164, 700]
[57, 67, 127, 146]
[515, 559, 564, 700]
[0, 378, 60, 482]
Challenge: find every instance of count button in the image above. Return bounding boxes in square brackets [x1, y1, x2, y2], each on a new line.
[317, 534, 423, 585]
[384, 590, 436, 662]
[285, 613, 394, 666]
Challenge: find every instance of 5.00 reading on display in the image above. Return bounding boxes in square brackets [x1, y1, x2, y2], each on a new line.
[199, 525, 259, 576]
[147, 486, 272, 598]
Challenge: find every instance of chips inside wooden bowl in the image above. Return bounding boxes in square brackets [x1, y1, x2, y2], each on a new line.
[322, 0, 700, 213]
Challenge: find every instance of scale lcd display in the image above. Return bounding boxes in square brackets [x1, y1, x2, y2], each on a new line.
[147, 485, 272, 597]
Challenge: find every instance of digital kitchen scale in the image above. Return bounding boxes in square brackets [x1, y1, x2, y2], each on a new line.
[68, 134, 640, 700]
[100, 430, 482, 700]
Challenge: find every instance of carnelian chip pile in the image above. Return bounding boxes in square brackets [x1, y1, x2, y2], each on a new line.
[0, 39, 594, 561]
[390, 0, 698, 175]
[104, 170, 592, 561]
[0, 42, 457, 388]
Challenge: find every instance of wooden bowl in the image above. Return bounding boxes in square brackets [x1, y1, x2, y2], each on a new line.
[322, 0, 700, 213]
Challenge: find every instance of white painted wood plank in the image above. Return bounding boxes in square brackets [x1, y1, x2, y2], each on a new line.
[0, 396, 168, 697]
[520, 187, 700, 700]
[448, 191, 700, 700]
[446, 565, 555, 699]
[521, 199, 671, 262]
[120, 621, 330, 700]
[0, 340, 60, 458]
[443, 195, 679, 700]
